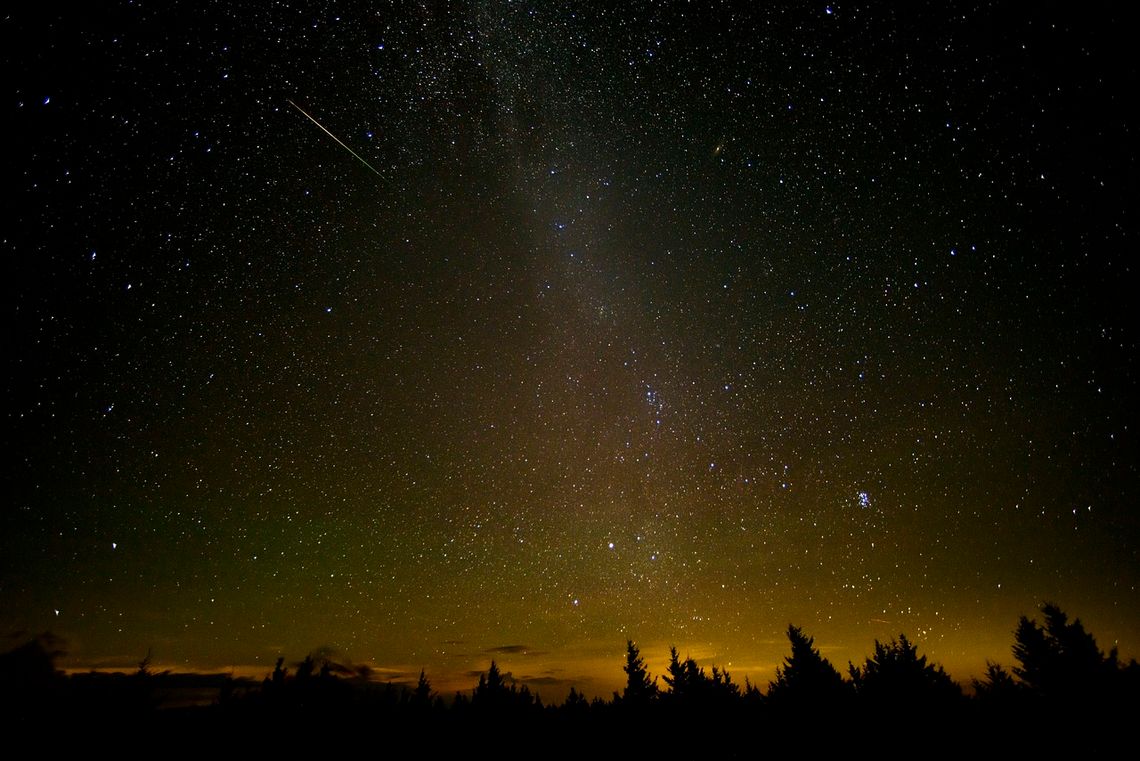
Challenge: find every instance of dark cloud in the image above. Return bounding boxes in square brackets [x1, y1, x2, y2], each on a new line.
[519, 675, 566, 686]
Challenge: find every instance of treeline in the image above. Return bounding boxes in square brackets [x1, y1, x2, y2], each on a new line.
[2, 603, 1137, 749]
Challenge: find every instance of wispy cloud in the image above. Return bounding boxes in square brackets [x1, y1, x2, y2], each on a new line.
[484, 644, 547, 656]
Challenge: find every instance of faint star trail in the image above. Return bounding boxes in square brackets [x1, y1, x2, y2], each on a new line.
[288, 99, 383, 178]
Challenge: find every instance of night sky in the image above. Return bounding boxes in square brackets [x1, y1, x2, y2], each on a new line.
[5, 2, 1137, 699]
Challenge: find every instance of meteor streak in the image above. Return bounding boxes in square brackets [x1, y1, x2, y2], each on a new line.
[288, 98, 383, 178]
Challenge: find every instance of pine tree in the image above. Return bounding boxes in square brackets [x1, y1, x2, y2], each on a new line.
[486, 660, 505, 691]
[564, 685, 589, 712]
[972, 661, 1020, 704]
[767, 624, 847, 707]
[849, 634, 961, 708]
[621, 640, 658, 704]
[662, 646, 686, 697]
[709, 665, 740, 702]
[661, 646, 727, 705]
[1012, 602, 1117, 700]
[413, 668, 432, 706]
[473, 660, 509, 709]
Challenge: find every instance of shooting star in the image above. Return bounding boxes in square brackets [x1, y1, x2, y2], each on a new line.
[288, 98, 383, 178]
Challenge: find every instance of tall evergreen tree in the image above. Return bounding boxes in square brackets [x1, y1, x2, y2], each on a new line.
[1012, 602, 1118, 699]
[412, 668, 432, 706]
[662, 646, 687, 697]
[474, 660, 509, 708]
[564, 685, 589, 712]
[767, 624, 848, 707]
[621, 640, 658, 704]
[661, 646, 738, 706]
[709, 665, 740, 702]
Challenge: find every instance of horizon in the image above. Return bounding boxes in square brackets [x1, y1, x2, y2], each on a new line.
[26, 600, 1139, 703]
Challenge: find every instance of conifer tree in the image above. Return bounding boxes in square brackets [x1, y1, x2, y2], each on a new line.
[1012, 602, 1118, 699]
[413, 668, 432, 706]
[621, 640, 658, 704]
[848, 634, 961, 707]
[768, 624, 847, 707]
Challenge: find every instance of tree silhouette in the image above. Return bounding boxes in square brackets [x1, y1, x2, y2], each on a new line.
[271, 657, 287, 687]
[136, 648, 153, 677]
[0, 633, 65, 722]
[4, 616, 1136, 738]
[295, 654, 316, 683]
[1012, 602, 1120, 701]
[662, 646, 695, 701]
[412, 668, 432, 707]
[473, 660, 515, 711]
[708, 665, 740, 702]
[563, 685, 589, 713]
[620, 640, 658, 705]
[767, 624, 848, 708]
[661, 647, 738, 706]
[849, 634, 961, 708]
[483, 660, 505, 692]
[742, 676, 763, 707]
[972, 661, 1021, 705]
